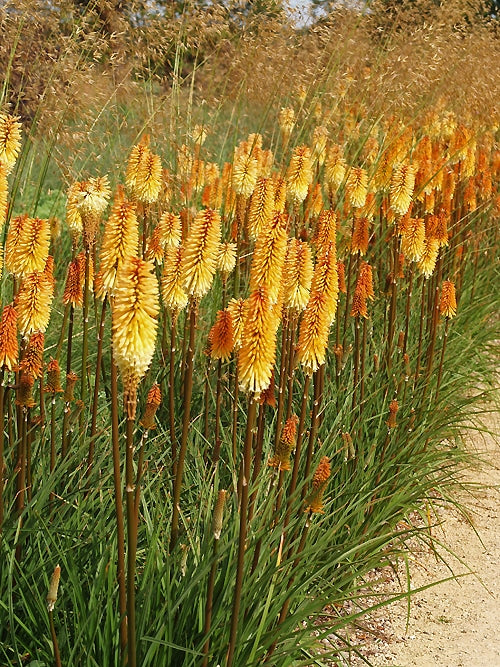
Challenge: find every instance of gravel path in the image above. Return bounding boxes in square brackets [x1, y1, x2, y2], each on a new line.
[340, 411, 499, 667]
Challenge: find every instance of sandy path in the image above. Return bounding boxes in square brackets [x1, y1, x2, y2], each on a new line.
[341, 412, 499, 667]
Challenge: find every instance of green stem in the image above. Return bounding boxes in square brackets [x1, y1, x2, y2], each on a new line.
[170, 302, 197, 551]
[226, 397, 257, 667]
[87, 297, 108, 477]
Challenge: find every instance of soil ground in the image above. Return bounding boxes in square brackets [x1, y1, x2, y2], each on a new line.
[337, 410, 499, 667]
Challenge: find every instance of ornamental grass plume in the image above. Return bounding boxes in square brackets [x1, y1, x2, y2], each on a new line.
[7, 217, 50, 278]
[0, 113, 22, 173]
[238, 286, 279, 395]
[0, 304, 18, 371]
[161, 246, 189, 313]
[390, 163, 415, 215]
[439, 280, 457, 318]
[208, 309, 234, 362]
[96, 187, 139, 297]
[283, 239, 313, 311]
[181, 208, 221, 299]
[140, 384, 162, 430]
[112, 257, 159, 395]
[400, 218, 426, 261]
[286, 146, 313, 204]
[269, 414, 299, 471]
[305, 456, 331, 514]
[249, 211, 288, 303]
[279, 107, 295, 145]
[20, 332, 44, 379]
[16, 271, 54, 336]
[346, 166, 368, 209]
[247, 177, 275, 240]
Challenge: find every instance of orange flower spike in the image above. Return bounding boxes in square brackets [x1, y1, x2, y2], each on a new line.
[16, 372, 36, 408]
[314, 210, 337, 250]
[45, 358, 63, 394]
[269, 414, 299, 471]
[351, 216, 370, 255]
[208, 310, 234, 362]
[20, 332, 44, 379]
[258, 369, 277, 408]
[387, 399, 399, 428]
[64, 372, 79, 403]
[305, 456, 331, 513]
[63, 259, 82, 307]
[337, 261, 347, 293]
[0, 304, 19, 371]
[140, 383, 162, 430]
[439, 280, 457, 318]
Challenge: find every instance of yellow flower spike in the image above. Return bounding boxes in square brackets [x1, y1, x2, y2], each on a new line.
[0, 304, 19, 371]
[158, 211, 182, 248]
[0, 113, 22, 173]
[161, 246, 189, 314]
[112, 257, 159, 391]
[283, 239, 313, 312]
[0, 162, 8, 231]
[135, 151, 163, 203]
[238, 286, 279, 395]
[346, 166, 368, 209]
[9, 217, 51, 278]
[325, 145, 346, 191]
[182, 208, 221, 299]
[417, 238, 439, 278]
[97, 187, 139, 297]
[279, 107, 295, 145]
[249, 211, 288, 304]
[126, 135, 151, 193]
[401, 218, 426, 261]
[314, 210, 337, 251]
[247, 177, 275, 240]
[16, 271, 54, 336]
[227, 298, 246, 351]
[439, 280, 457, 318]
[217, 242, 237, 278]
[232, 148, 258, 198]
[286, 145, 313, 204]
[390, 163, 415, 216]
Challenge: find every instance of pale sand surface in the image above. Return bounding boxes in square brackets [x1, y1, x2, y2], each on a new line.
[335, 411, 499, 667]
